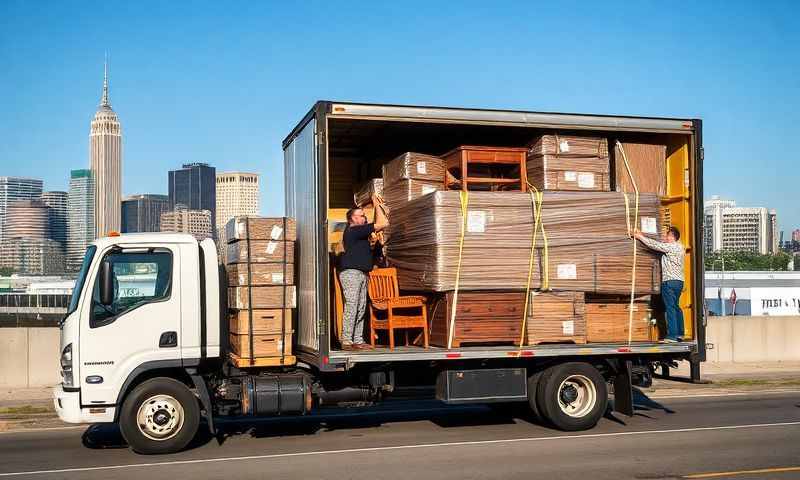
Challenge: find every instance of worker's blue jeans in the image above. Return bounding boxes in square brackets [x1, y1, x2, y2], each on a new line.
[661, 280, 685, 340]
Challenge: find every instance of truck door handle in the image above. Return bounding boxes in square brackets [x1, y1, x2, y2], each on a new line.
[159, 331, 178, 348]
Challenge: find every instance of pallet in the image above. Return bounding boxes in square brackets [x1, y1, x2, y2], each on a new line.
[228, 352, 297, 368]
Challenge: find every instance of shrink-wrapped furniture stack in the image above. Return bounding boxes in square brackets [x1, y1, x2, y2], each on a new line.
[344, 133, 669, 348]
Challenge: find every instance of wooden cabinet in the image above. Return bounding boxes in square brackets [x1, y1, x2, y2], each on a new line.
[441, 146, 528, 192]
[429, 292, 526, 347]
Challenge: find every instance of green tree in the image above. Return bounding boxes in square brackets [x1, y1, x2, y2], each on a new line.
[704, 251, 791, 271]
[0, 267, 14, 276]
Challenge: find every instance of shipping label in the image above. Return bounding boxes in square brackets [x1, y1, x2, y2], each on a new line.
[270, 225, 284, 240]
[559, 140, 570, 153]
[578, 172, 595, 188]
[421, 185, 437, 195]
[271, 272, 284, 284]
[266, 241, 278, 255]
[237, 221, 246, 238]
[564, 171, 578, 182]
[641, 217, 658, 234]
[562, 320, 575, 336]
[467, 210, 487, 233]
[557, 263, 577, 280]
[416, 161, 427, 175]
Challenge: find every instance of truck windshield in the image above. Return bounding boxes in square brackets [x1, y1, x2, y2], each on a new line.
[66, 245, 97, 316]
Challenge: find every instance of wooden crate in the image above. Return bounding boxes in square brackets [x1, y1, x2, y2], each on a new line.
[228, 332, 293, 358]
[229, 309, 292, 335]
[527, 291, 587, 345]
[225, 217, 296, 243]
[429, 292, 526, 347]
[585, 301, 653, 343]
[226, 240, 295, 264]
[227, 263, 294, 287]
[228, 285, 297, 309]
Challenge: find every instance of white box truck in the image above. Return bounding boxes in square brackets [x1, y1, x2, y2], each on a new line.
[54, 101, 705, 454]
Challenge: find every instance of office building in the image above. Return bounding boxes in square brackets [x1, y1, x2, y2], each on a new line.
[0, 200, 64, 274]
[90, 61, 122, 238]
[215, 172, 259, 241]
[41, 191, 68, 253]
[0, 177, 43, 244]
[704, 196, 778, 254]
[122, 194, 169, 233]
[792, 230, 800, 243]
[169, 163, 216, 235]
[66, 169, 95, 271]
[160, 208, 212, 240]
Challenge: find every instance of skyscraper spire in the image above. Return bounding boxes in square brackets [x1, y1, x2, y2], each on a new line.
[100, 54, 110, 108]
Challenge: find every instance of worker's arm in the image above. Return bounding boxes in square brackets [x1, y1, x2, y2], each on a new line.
[372, 193, 389, 232]
[634, 230, 671, 253]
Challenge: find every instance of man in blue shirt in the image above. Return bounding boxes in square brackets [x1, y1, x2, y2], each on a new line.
[339, 194, 388, 350]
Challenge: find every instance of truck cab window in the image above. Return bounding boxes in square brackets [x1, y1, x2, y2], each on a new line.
[90, 250, 173, 327]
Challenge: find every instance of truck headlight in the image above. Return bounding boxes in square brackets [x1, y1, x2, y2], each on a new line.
[60, 344, 73, 387]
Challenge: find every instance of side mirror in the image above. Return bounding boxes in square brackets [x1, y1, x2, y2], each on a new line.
[99, 261, 114, 305]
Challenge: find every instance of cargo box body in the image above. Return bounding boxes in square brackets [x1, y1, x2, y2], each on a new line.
[283, 101, 704, 371]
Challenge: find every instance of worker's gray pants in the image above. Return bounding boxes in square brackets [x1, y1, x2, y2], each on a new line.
[339, 269, 367, 345]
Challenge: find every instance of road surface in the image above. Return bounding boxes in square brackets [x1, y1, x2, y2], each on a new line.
[0, 390, 798, 479]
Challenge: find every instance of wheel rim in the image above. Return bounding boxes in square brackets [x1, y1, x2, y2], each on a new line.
[136, 394, 185, 441]
[557, 374, 596, 418]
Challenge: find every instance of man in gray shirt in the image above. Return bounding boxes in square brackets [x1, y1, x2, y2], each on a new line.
[634, 226, 685, 342]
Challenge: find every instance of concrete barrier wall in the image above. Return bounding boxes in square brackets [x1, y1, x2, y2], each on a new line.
[1, 318, 799, 388]
[705, 316, 800, 363]
[0, 327, 60, 388]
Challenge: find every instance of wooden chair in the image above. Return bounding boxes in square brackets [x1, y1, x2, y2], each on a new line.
[368, 267, 429, 349]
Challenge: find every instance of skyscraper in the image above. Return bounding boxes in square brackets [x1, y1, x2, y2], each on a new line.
[122, 194, 169, 233]
[67, 169, 95, 271]
[215, 172, 259, 241]
[90, 61, 122, 238]
[42, 191, 68, 253]
[169, 163, 216, 234]
[0, 177, 43, 244]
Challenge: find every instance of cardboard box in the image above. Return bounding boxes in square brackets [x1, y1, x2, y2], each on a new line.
[225, 217, 296, 243]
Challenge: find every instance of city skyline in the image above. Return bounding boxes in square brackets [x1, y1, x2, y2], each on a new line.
[1, 3, 797, 232]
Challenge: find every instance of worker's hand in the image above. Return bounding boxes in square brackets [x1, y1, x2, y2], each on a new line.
[371, 192, 384, 206]
[632, 229, 643, 240]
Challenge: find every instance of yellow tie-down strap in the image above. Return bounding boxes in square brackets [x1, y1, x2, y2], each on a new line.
[518, 183, 549, 350]
[447, 190, 470, 349]
[617, 141, 640, 346]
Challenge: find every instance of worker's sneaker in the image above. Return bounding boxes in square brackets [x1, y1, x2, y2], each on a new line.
[663, 338, 678, 343]
[341, 343, 355, 350]
[353, 343, 374, 350]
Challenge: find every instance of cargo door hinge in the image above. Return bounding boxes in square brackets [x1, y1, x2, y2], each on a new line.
[699, 146, 704, 161]
[318, 130, 325, 145]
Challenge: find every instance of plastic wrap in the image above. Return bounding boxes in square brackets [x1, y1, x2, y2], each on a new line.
[382, 152, 445, 184]
[386, 190, 661, 294]
[353, 178, 384, 207]
[225, 217, 296, 243]
[527, 134, 610, 192]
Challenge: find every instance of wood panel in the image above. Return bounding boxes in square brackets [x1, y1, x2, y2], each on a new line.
[228, 285, 297, 309]
[585, 302, 653, 343]
[527, 291, 587, 345]
[226, 263, 294, 286]
[228, 333, 293, 358]
[226, 240, 295, 264]
[225, 217, 297, 243]
[229, 309, 292, 335]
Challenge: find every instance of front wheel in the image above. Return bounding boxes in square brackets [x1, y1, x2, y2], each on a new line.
[535, 362, 608, 431]
[119, 377, 200, 454]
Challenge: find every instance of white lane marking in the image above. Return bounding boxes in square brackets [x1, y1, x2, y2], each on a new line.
[650, 389, 800, 399]
[1, 421, 799, 477]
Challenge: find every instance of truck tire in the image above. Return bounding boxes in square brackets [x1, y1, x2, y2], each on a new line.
[119, 377, 200, 454]
[526, 370, 544, 423]
[535, 362, 607, 431]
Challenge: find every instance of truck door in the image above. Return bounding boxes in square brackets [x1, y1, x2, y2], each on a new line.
[79, 245, 181, 406]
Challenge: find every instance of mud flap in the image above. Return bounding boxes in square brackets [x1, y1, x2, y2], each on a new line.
[613, 360, 634, 417]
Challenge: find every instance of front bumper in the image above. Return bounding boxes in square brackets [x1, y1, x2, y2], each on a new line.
[53, 385, 115, 423]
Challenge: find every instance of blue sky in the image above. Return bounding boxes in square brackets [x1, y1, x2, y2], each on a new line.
[1, 0, 798, 233]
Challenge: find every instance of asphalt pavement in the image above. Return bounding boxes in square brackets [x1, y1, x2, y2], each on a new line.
[1, 389, 799, 479]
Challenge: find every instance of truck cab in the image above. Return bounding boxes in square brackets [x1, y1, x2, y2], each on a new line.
[54, 233, 219, 428]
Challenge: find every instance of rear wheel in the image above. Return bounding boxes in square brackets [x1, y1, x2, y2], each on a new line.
[526, 369, 545, 422]
[536, 362, 607, 431]
[119, 377, 200, 454]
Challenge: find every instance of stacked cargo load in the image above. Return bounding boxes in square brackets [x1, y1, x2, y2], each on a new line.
[526, 134, 611, 192]
[224, 217, 297, 367]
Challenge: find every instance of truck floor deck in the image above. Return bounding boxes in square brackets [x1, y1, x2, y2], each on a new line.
[326, 341, 696, 366]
